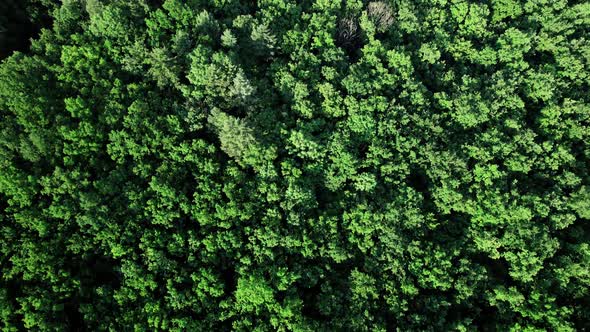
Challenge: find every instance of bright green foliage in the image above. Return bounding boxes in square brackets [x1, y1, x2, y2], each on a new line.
[207, 108, 257, 164]
[0, 0, 589, 330]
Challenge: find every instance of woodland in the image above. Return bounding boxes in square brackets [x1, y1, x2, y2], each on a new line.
[0, 0, 589, 330]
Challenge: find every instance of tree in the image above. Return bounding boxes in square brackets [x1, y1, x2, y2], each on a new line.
[0, 0, 589, 330]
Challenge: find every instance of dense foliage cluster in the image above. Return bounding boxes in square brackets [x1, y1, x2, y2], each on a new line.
[1, 0, 589, 330]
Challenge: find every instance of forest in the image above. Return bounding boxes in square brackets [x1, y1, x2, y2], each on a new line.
[0, 0, 589, 330]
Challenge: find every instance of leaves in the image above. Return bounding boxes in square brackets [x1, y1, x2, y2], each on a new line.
[0, 0, 589, 330]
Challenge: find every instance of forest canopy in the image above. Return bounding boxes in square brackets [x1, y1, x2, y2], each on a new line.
[0, 0, 589, 330]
